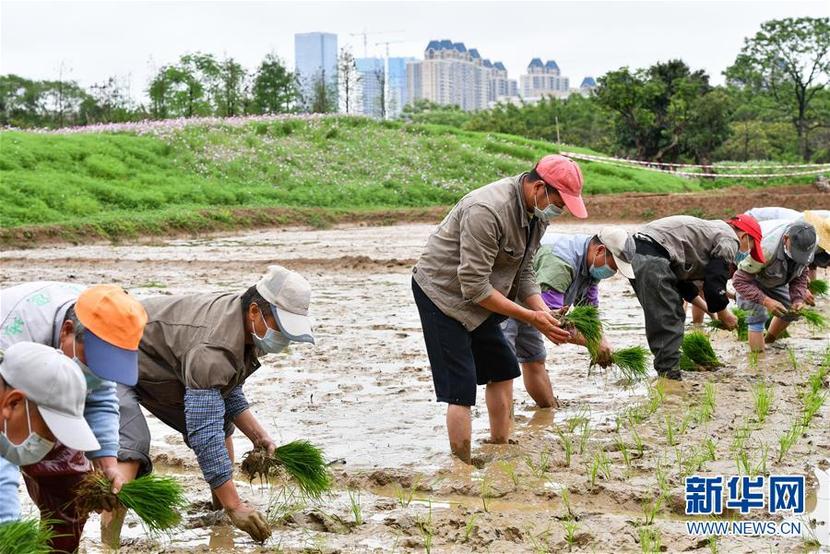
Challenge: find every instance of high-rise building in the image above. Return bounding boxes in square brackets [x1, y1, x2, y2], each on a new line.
[405, 40, 518, 112]
[579, 76, 598, 95]
[387, 57, 416, 119]
[294, 32, 338, 107]
[520, 58, 570, 99]
[355, 57, 384, 118]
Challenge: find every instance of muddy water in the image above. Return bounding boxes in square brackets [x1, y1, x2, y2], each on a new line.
[2, 222, 829, 553]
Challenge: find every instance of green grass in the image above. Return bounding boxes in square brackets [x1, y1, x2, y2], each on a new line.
[0, 115, 782, 243]
[0, 518, 54, 554]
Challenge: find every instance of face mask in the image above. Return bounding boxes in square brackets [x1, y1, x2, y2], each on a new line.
[589, 250, 616, 280]
[252, 311, 291, 354]
[0, 397, 55, 466]
[73, 337, 103, 391]
[735, 250, 749, 264]
[534, 186, 564, 223]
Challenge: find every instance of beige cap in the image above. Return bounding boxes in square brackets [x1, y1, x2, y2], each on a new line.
[256, 265, 315, 344]
[598, 226, 635, 279]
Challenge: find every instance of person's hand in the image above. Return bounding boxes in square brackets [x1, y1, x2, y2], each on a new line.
[594, 342, 613, 368]
[762, 297, 787, 318]
[804, 291, 816, 306]
[93, 457, 126, 511]
[718, 309, 738, 331]
[791, 301, 805, 313]
[226, 502, 272, 543]
[256, 437, 277, 456]
[527, 310, 570, 344]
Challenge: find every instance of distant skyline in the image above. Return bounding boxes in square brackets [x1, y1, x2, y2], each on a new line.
[2, 1, 827, 103]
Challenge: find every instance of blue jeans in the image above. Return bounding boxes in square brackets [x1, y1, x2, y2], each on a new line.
[0, 457, 21, 522]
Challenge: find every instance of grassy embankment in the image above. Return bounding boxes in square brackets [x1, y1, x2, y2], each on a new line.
[0, 115, 811, 244]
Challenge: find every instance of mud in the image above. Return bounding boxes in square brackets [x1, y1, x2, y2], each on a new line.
[2, 221, 828, 553]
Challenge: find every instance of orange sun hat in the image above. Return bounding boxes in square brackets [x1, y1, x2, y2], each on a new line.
[74, 285, 147, 386]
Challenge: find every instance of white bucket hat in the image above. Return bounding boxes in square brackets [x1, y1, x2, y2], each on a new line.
[256, 265, 315, 344]
[598, 226, 635, 279]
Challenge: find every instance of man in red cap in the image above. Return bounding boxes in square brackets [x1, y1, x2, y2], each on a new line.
[627, 214, 763, 380]
[412, 154, 587, 463]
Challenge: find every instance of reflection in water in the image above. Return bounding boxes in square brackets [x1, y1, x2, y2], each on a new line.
[208, 524, 236, 551]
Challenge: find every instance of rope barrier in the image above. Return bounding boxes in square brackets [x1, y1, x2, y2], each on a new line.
[561, 151, 830, 178]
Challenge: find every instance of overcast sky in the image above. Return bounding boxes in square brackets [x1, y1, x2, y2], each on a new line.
[2, 0, 828, 101]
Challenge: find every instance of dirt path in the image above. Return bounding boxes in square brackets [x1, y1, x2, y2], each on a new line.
[2, 222, 828, 553]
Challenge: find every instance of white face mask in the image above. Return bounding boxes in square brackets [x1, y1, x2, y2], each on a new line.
[0, 396, 55, 466]
[534, 186, 564, 223]
[251, 311, 291, 355]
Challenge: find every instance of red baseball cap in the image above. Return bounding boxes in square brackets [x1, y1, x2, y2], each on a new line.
[728, 214, 765, 264]
[535, 155, 587, 219]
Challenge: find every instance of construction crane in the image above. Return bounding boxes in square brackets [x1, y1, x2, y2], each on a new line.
[375, 39, 405, 59]
[374, 40, 405, 120]
[349, 29, 403, 58]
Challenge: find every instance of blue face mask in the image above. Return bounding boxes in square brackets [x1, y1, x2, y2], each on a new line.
[589, 250, 616, 280]
[735, 250, 749, 264]
[252, 311, 291, 354]
[534, 186, 564, 223]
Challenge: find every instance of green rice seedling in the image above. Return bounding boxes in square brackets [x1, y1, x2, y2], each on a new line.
[735, 448, 751, 476]
[610, 346, 650, 380]
[753, 443, 769, 476]
[560, 486, 575, 520]
[241, 441, 332, 499]
[679, 409, 694, 434]
[748, 349, 761, 369]
[809, 279, 829, 297]
[615, 434, 632, 471]
[578, 420, 592, 455]
[463, 514, 477, 543]
[347, 489, 363, 525]
[562, 519, 579, 550]
[562, 305, 603, 358]
[793, 307, 828, 330]
[631, 426, 645, 459]
[596, 449, 612, 479]
[266, 485, 307, 526]
[679, 331, 721, 370]
[808, 371, 825, 396]
[642, 492, 664, 526]
[645, 382, 665, 415]
[702, 437, 717, 462]
[394, 476, 422, 509]
[753, 381, 773, 424]
[801, 390, 828, 428]
[556, 428, 574, 467]
[566, 406, 590, 433]
[695, 382, 716, 423]
[786, 347, 798, 371]
[498, 460, 520, 488]
[731, 419, 751, 453]
[416, 500, 433, 554]
[776, 420, 804, 463]
[639, 525, 662, 553]
[0, 518, 54, 554]
[525, 447, 552, 478]
[480, 475, 492, 513]
[708, 533, 719, 554]
[77, 472, 187, 533]
[655, 459, 670, 498]
[663, 413, 678, 446]
[707, 307, 749, 341]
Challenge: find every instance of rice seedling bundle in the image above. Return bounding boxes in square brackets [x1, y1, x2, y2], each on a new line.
[793, 307, 828, 330]
[562, 305, 603, 358]
[241, 440, 331, 499]
[678, 331, 721, 371]
[706, 307, 749, 341]
[610, 346, 649, 380]
[0, 518, 53, 554]
[808, 279, 829, 297]
[77, 472, 187, 533]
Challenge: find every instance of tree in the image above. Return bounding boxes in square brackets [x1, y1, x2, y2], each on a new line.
[216, 57, 247, 117]
[373, 67, 386, 119]
[252, 54, 298, 114]
[726, 17, 830, 160]
[338, 48, 360, 114]
[306, 69, 337, 114]
[400, 99, 471, 127]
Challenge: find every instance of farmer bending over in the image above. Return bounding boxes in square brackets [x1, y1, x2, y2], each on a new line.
[0, 283, 146, 553]
[733, 219, 817, 352]
[629, 214, 763, 380]
[105, 265, 315, 545]
[412, 154, 585, 464]
[501, 227, 634, 408]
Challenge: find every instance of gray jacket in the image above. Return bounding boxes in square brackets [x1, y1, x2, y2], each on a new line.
[638, 216, 738, 281]
[413, 174, 546, 331]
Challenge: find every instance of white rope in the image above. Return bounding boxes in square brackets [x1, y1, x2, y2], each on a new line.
[561, 151, 830, 178]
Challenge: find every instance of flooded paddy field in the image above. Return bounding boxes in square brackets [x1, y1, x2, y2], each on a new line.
[2, 222, 828, 553]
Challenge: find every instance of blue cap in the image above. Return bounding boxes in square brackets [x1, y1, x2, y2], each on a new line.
[83, 329, 139, 386]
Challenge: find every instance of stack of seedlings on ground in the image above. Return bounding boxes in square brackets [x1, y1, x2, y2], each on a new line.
[0, 518, 53, 554]
[679, 331, 721, 371]
[562, 305, 603, 359]
[808, 279, 829, 297]
[706, 307, 749, 341]
[77, 472, 187, 532]
[241, 440, 332, 499]
[610, 346, 649, 380]
[791, 307, 828, 331]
